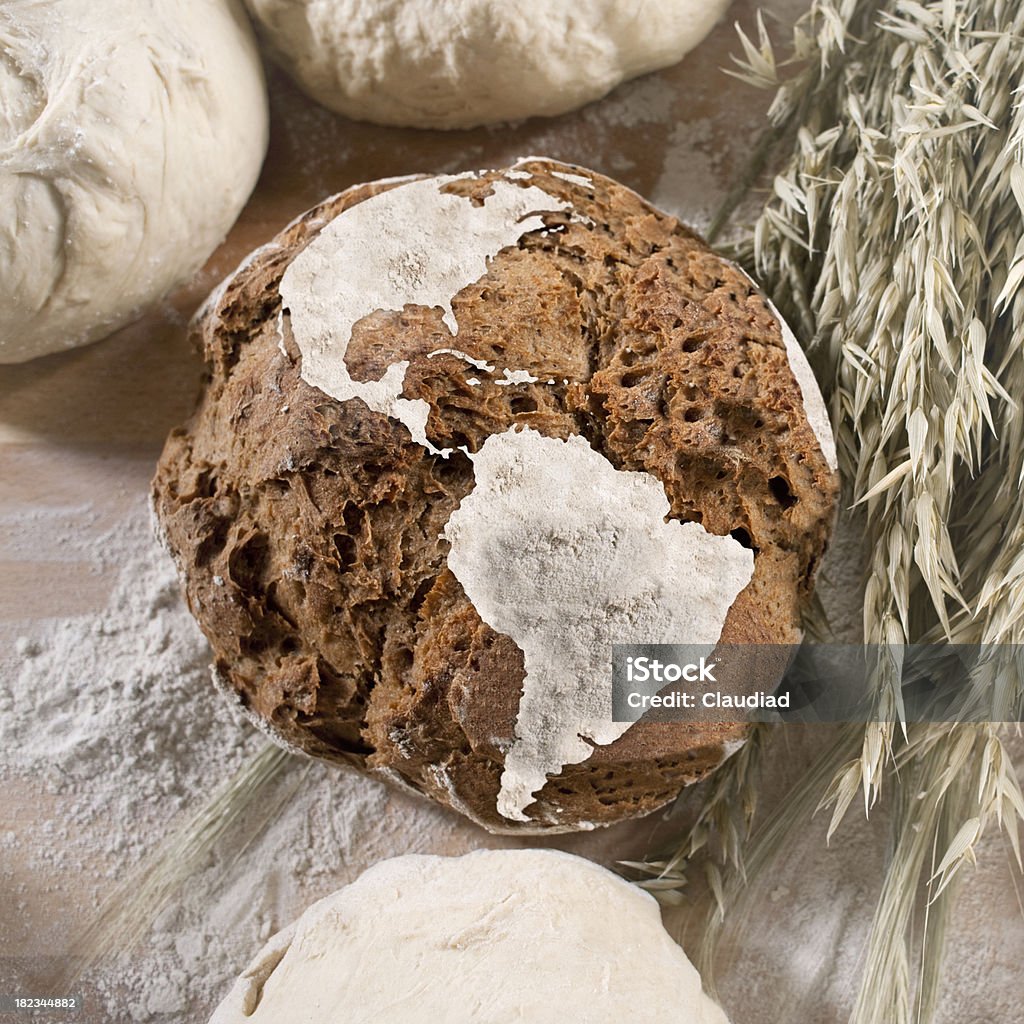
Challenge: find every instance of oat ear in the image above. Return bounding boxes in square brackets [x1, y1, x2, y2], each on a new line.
[55, 745, 294, 994]
[635, 2, 1024, 1021]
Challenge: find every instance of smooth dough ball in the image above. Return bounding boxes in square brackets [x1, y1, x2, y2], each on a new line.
[209, 849, 731, 1024]
[242, 0, 732, 129]
[0, 0, 269, 363]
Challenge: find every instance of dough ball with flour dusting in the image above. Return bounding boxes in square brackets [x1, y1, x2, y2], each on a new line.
[152, 157, 838, 834]
[209, 849, 730, 1024]
[242, 0, 732, 128]
[0, 0, 268, 363]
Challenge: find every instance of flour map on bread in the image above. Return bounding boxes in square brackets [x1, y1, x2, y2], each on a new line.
[153, 156, 838, 833]
[278, 160, 819, 821]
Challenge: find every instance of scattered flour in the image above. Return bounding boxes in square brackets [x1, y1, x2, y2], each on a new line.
[652, 119, 721, 234]
[0, 501, 459, 1021]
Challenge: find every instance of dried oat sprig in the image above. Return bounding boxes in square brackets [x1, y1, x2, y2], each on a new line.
[57, 744, 299, 991]
[647, 3, 1024, 1021]
[623, 725, 766, 905]
[845, 723, 1022, 1022]
[744, 0, 1024, 664]
[745, 0, 1024, 802]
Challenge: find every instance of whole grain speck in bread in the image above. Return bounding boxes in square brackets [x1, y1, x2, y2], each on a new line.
[152, 157, 838, 833]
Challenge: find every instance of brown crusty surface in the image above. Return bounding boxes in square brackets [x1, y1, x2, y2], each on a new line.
[152, 158, 839, 834]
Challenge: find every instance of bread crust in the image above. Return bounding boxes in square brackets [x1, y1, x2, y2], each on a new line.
[152, 159, 838, 833]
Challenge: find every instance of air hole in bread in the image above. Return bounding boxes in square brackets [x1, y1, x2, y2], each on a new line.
[333, 533, 356, 573]
[769, 475, 798, 509]
[408, 577, 435, 614]
[730, 527, 756, 551]
[229, 532, 270, 595]
[511, 395, 538, 415]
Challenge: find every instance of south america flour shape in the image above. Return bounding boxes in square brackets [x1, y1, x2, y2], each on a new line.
[444, 428, 753, 820]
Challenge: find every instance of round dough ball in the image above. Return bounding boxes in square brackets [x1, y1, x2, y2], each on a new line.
[0, 0, 269, 363]
[242, 0, 732, 129]
[209, 849, 730, 1024]
[152, 158, 838, 834]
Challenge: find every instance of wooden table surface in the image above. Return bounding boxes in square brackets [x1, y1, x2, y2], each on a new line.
[2, 2, 1021, 1021]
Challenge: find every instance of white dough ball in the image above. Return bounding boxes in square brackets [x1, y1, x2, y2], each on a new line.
[209, 850, 730, 1024]
[0, 0, 269, 363]
[243, 0, 732, 129]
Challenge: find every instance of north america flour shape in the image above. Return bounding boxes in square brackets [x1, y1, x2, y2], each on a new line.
[280, 171, 573, 454]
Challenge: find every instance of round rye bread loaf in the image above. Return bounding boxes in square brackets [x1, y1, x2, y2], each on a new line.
[152, 157, 839, 834]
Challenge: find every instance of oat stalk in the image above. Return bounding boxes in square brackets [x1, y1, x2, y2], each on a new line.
[57, 743, 297, 991]
[623, 725, 766, 904]
[642, 3, 1024, 1021]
